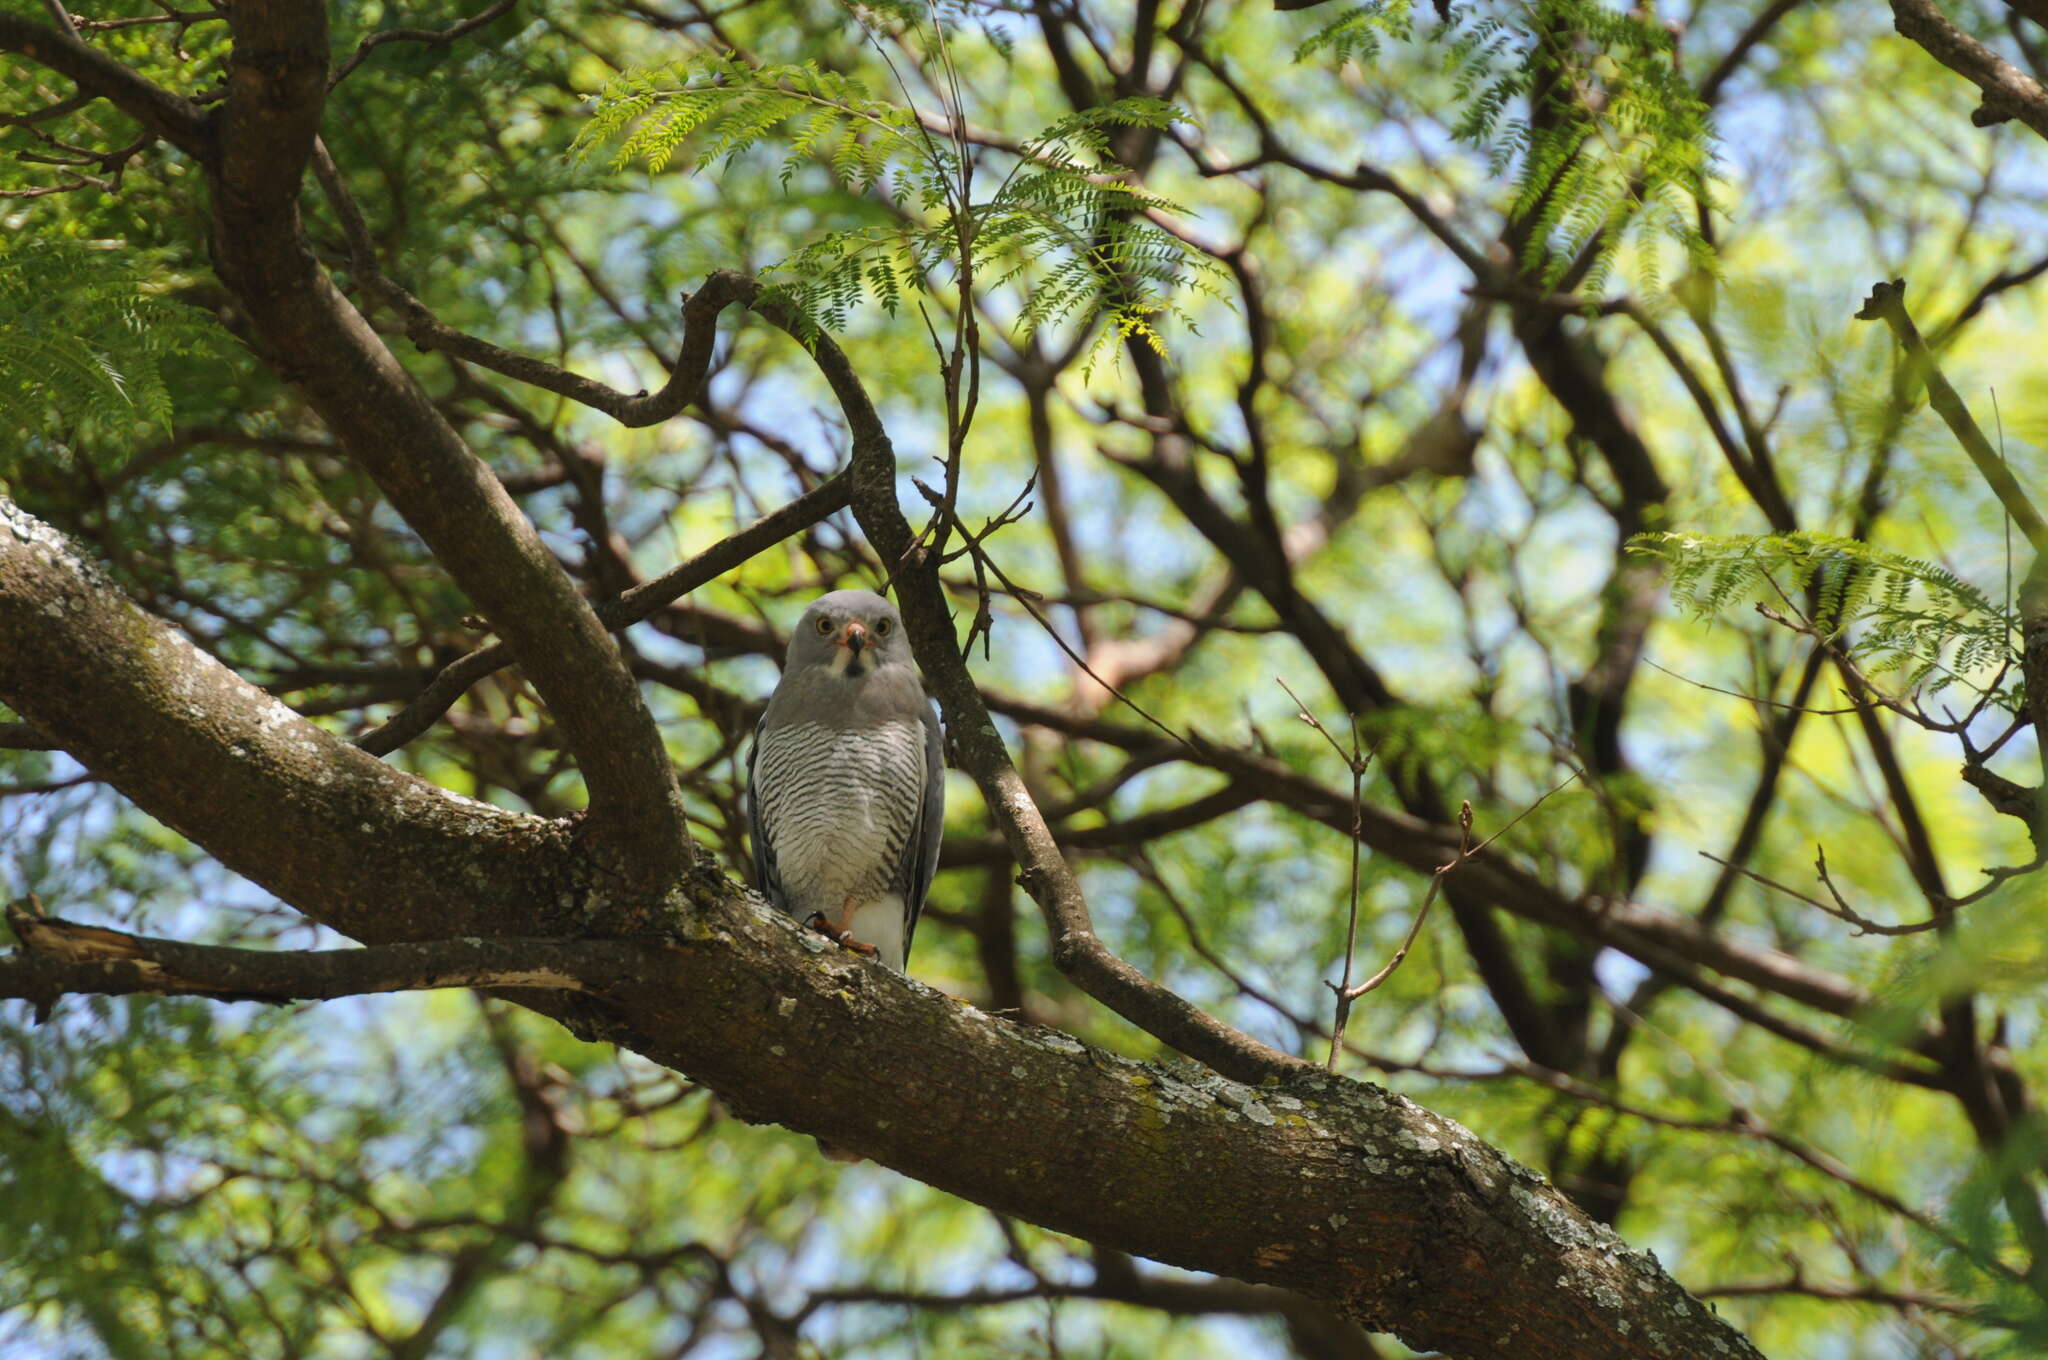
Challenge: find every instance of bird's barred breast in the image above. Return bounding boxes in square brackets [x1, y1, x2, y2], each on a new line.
[755, 720, 927, 912]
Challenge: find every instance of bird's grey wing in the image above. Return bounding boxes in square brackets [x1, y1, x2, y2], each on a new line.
[898, 698, 946, 958]
[746, 722, 789, 913]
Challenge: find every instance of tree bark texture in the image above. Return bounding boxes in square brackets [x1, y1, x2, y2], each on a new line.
[0, 6, 1772, 1354]
[1, 491, 1762, 1360]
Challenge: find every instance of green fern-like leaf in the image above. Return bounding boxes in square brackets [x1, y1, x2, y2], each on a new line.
[0, 238, 227, 457]
[577, 53, 1220, 365]
[1297, 1, 1416, 65]
[1630, 531, 2021, 711]
[1299, 0, 1718, 296]
[575, 56, 933, 190]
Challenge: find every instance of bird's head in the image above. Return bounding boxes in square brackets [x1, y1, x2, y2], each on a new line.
[786, 589, 911, 680]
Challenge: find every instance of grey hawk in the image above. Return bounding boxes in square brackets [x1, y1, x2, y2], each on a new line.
[747, 589, 945, 970]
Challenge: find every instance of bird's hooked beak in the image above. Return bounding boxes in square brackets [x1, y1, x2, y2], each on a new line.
[829, 619, 869, 675]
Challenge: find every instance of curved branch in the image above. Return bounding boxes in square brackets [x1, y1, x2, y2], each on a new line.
[205, 2, 688, 883]
[356, 471, 851, 755]
[378, 259, 758, 428]
[746, 306, 1305, 1084]
[0, 14, 212, 157]
[311, 140, 755, 429]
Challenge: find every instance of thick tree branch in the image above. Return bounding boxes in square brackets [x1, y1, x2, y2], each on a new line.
[0, 885, 1766, 1359]
[0, 722, 53, 750]
[202, 2, 689, 885]
[0, 497, 576, 944]
[1889, 0, 2048, 138]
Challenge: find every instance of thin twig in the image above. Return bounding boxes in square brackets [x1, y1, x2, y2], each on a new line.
[1335, 800, 1470, 1004]
[912, 481, 1191, 749]
[356, 474, 851, 755]
[1321, 755, 1581, 1063]
[1700, 844, 2038, 934]
[1272, 677, 1379, 1070]
[329, 0, 520, 89]
[1642, 658, 1871, 717]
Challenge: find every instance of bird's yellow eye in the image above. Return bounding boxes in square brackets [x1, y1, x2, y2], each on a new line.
[814, 616, 835, 636]
[874, 617, 892, 637]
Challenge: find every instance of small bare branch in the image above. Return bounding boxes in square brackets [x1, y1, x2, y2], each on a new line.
[1856, 279, 2048, 548]
[1326, 773, 1580, 1064]
[356, 473, 851, 756]
[3, 906, 611, 1016]
[329, 0, 520, 89]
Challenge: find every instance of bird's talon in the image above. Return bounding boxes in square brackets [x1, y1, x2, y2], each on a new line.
[802, 912, 879, 956]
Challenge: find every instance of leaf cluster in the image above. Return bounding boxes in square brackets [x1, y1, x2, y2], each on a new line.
[1299, 0, 1718, 296]
[574, 54, 1223, 367]
[1631, 530, 2022, 710]
[0, 238, 225, 458]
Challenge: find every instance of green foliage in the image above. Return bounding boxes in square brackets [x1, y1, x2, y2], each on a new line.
[575, 54, 1223, 368]
[7, 1, 2047, 1355]
[1631, 530, 2021, 709]
[575, 55, 922, 187]
[1299, 0, 1717, 295]
[1296, 0, 1416, 65]
[0, 238, 225, 455]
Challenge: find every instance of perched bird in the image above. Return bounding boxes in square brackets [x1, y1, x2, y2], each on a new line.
[747, 589, 945, 970]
